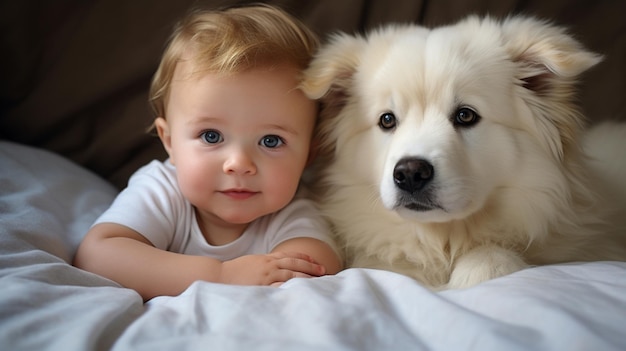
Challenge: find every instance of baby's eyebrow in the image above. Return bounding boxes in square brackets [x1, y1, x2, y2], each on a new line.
[262, 123, 299, 136]
[186, 116, 221, 125]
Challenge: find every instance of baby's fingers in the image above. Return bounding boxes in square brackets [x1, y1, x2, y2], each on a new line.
[278, 256, 325, 276]
[270, 251, 319, 264]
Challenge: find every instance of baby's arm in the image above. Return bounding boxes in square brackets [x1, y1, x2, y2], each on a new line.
[73, 223, 326, 300]
[271, 237, 343, 275]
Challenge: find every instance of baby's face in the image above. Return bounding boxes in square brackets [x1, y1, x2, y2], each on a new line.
[157, 62, 316, 228]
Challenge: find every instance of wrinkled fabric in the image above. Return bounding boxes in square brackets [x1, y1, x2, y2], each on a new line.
[2, 141, 625, 351]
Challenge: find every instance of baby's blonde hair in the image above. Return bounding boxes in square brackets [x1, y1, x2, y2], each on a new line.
[149, 3, 319, 119]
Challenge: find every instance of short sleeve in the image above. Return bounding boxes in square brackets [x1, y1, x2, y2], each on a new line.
[260, 198, 339, 254]
[93, 160, 184, 250]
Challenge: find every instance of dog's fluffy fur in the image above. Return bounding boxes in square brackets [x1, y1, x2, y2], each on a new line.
[301, 16, 626, 289]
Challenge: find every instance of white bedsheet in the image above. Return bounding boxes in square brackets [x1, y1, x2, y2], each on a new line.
[1, 141, 625, 351]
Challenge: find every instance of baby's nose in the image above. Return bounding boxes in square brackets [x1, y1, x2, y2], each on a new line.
[223, 147, 257, 175]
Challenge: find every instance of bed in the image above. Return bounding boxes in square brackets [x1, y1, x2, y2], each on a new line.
[2, 141, 626, 350]
[2, 1, 626, 350]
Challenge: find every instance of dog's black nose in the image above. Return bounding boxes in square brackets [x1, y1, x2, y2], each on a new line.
[393, 158, 434, 193]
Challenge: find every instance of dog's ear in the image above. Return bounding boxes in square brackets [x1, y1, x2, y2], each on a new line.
[300, 33, 365, 159]
[501, 16, 602, 160]
[300, 32, 365, 112]
[502, 17, 602, 83]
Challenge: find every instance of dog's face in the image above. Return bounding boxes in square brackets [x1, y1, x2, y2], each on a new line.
[353, 24, 525, 222]
[302, 17, 600, 223]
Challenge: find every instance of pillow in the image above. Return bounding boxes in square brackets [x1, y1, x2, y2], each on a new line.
[0, 141, 143, 351]
[0, 141, 118, 263]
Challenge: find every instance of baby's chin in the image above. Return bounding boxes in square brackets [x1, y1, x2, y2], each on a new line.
[210, 207, 277, 225]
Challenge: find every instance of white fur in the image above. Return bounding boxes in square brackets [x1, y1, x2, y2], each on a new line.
[302, 16, 626, 289]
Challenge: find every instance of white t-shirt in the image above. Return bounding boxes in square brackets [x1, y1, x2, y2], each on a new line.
[94, 160, 337, 260]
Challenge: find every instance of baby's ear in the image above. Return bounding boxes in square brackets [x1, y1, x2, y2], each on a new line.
[155, 117, 175, 163]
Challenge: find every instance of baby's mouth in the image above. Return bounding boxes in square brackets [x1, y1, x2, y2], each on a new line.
[221, 189, 259, 200]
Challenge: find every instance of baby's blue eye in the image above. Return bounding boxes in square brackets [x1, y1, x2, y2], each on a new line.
[201, 130, 223, 144]
[260, 135, 284, 148]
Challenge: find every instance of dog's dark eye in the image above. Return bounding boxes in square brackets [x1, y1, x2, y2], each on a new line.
[379, 112, 397, 130]
[452, 107, 480, 127]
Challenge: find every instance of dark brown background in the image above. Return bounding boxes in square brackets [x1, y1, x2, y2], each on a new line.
[2, 0, 624, 189]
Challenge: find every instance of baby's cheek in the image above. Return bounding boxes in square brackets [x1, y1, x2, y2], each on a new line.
[271, 169, 302, 200]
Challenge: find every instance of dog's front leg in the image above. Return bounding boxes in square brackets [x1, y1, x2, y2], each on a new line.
[447, 245, 528, 289]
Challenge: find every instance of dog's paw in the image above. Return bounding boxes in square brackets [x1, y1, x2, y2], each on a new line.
[447, 245, 528, 289]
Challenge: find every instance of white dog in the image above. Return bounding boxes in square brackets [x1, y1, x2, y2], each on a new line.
[301, 16, 626, 289]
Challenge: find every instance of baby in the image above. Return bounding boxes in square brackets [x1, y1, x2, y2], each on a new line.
[74, 4, 342, 301]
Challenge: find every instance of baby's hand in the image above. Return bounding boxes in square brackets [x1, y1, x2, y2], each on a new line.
[218, 252, 325, 286]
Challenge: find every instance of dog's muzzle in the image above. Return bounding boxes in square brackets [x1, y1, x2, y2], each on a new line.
[393, 157, 438, 211]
